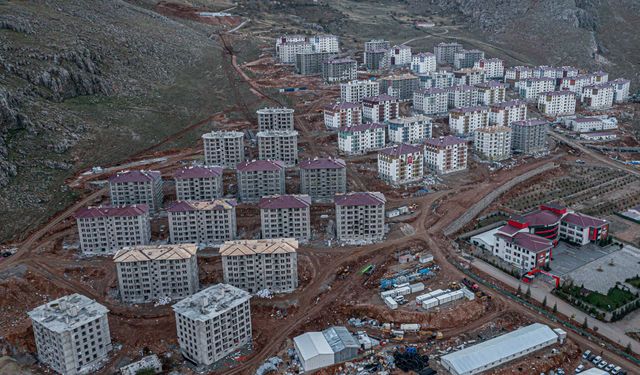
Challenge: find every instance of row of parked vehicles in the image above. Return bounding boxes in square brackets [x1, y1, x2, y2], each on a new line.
[575, 350, 626, 374]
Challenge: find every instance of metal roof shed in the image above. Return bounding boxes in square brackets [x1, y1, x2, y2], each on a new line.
[293, 332, 334, 372]
[323, 326, 359, 363]
[440, 323, 559, 375]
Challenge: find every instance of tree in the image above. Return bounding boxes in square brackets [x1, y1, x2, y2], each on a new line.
[542, 296, 547, 308]
[582, 317, 588, 329]
[553, 303, 558, 313]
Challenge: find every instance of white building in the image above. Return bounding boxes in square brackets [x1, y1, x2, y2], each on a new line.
[28, 294, 112, 375]
[448, 106, 490, 136]
[202, 131, 245, 169]
[559, 212, 609, 246]
[473, 58, 504, 79]
[335, 192, 386, 243]
[362, 94, 400, 123]
[582, 83, 614, 110]
[445, 85, 479, 109]
[75, 205, 151, 255]
[220, 239, 298, 293]
[294, 326, 359, 373]
[610, 78, 630, 103]
[275, 34, 339, 63]
[299, 158, 347, 201]
[259, 195, 311, 242]
[568, 117, 617, 133]
[174, 165, 223, 201]
[559, 74, 594, 97]
[434, 42, 463, 64]
[474, 81, 506, 105]
[276, 40, 312, 64]
[489, 100, 527, 126]
[114, 244, 199, 304]
[167, 200, 237, 244]
[418, 70, 456, 89]
[257, 107, 295, 131]
[387, 115, 432, 144]
[377, 144, 424, 185]
[424, 136, 467, 174]
[453, 49, 484, 69]
[324, 102, 362, 129]
[454, 68, 486, 86]
[257, 130, 299, 167]
[173, 284, 252, 366]
[340, 80, 380, 103]
[413, 87, 449, 115]
[338, 123, 386, 155]
[109, 170, 163, 214]
[537, 91, 576, 116]
[504, 66, 533, 82]
[411, 52, 437, 74]
[516, 77, 556, 100]
[387, 45, 412, 66]
[579, 132, 617, 142]
[473, 126, 512, 161]
[236, 160, 286, 203]
[119, 355, 162, 375]
[310, 34, 340, 53]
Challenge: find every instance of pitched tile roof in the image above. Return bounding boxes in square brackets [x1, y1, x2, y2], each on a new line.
[562, 212, 607, 228]
[523, 209, 562, 227]
[109, 170, 161, 183]
[219, 238, 298, 256]
[74, 205, 149, 219]
[258, 194, 311, 209]
[173, 165, 223, 179]
[362, 94, 396, 103]
[497, 232, 553, 253]
[299, 158, 346, 170]
[334, 192, 385, 206]
[114, 244, 197, 263]
[236, 160, 285, 172]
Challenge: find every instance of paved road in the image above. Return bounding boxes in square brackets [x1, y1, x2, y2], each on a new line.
[471, 258, 640, 353]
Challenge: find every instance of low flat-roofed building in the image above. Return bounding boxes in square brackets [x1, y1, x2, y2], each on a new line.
[119, 355, 162, 375]
[294, 326, 360, 372]
[579, 131, 617, 141]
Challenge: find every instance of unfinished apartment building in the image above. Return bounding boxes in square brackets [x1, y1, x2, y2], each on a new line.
[114, 244, 199, 304]
[109, 170, 163, 214]
[202, 130, 245, 169]
[173, 165, 224, 201]
[220, 238, 299, 293]
[512, 119, 548, 154]
[173, 284, 252, 366]
[335, 192, 386, 243]
[236, 160, 286, 203]
[75, 205, 151, 255]
[257, 130, 299, 167]
[299, 158, 347, 201]
[257, 107, 295, 131]
[167, 200, 237, 244]
[28, 294, 112, 375]
[259, 195, 312, 242]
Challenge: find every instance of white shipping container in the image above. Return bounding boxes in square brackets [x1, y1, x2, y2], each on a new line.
[416, 289, 445, 302]
[395, 283, 410, 289]
[422, 298, 439, 310]
[461, 287, 476, 300]
[410, 283, 425, 294]
[381, 290, 397, 298]
[385, 296, 399, 310]
[396, 286, 412, 296]
[437, 294, 452, 304]
[450, 290, 464, 300]
[400, 323, 421, 332]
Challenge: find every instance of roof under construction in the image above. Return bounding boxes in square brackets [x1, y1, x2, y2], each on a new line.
[113, 244, 197, 263]
[172, 284, 250, 321]
[219, 238, 298, 257]
[28, 294, 109, 333]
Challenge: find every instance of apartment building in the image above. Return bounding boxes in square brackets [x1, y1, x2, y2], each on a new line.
[448, 106, 490, 136]
[473, 58, 504, 79]
[220, 239, 298, 294]
[109, 170, 163, 214]
[377, 144, 424, 185]
[489, 100, 528, 126]
[379, 73, 420, 101]
[582, 83, 614, 110]
[173, 165, 223, 201]
[364, 39, 390, 53]
[173, 284, 252, 366]
[511, 119, 548, 154]
[338, 123, 386, 155]
[504, 66, 534, 82]
[257, 130, 299, 167]
[516, 77, 556, 100]
[413, 87, 449, 115]
[295, 51, 336, 75]
[114, 244, 199, 304]
[453, 49, 484, 69]
[275, 34, 339, 63]
[364, 49, 388, 71]
[276, 40, 312, 64]
[168, 200, 237, 244]
[340, 80, 380, 103]
[411, 52, 437, 74]
[474, 126, 512, 161]
[299, 158, 347, 201]
[474, 81, 506, 105]
[362, 94, 399, 123]
[533, 65, 563, 79]
[559, 74, 594, 97]
[236, 160, 286, 202]
[75, 205, 151, 255]
[387, 45, 412, 66]
[324, 102, 363, 129]
[322, 58, 357, 83]
[591, 70, 609, 84]
[202, 130, 245, 169]
[434, 42, 463, 64]
[610, 78, 630, 103]
[418, 69, 456, 89]
[453, 68, 486, 86]
[335, 192, 386, 243]
[387, 115, 432, 144]
[568, 117, 617, 133]
[424, 136, 468, 174]
[537, 91, 576, 116]
[28, 294, 112, 375]
[444, 85, 479, 109]
[259, 195, 311, 242]
[257, 107, 294, 131]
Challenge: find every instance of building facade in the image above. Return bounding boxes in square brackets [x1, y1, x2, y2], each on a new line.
[379, 74, 420, 101]
[581, 83, 614, 110]
[338, 123, 386, 155]
[434, 42, 463, 64]
[418, 70, 456, 89]
[610, 78, 630, 103]
[424, 136, 468, 174]
[448, 106, 490, 136]
[387, 45, 412, 66]
[511, 119, 548, 154]
[559, 74, 593, 97]
[236, 160, 286, 202]
[75, 205, 151, 255]
[445, 85, 479, 109]
[322, 58, 357, 83]
[362, 94, 399, 123]
[493, 222, 553, 272]
[335, 192, 386, 243]
[174, 165, 223, 201]
[473, 126, 512, 161]
[473, 58, 504, 79]
[537, 91, 576, 116]
[202, 131, 245, 169]
[411, 52, 437, 74]
[516, 77, 556, 100]
[377, 144, 424, 185]
[489, 100, 527, 126]
[413, 87, 449, 115]
[220, 239, 298, 293]
[340, 80, 380, 103]
[387, 115, 432, 144]
[114, 244, 199, 304]
[299, 158, 347, 201]
[296, 51, 336, 75]
[454, 68, 486, 86]
[257, 107, 295, 131]
[168, 200, 237, 244]
[474, 81, 506, 105]
[324, 102, 363, 129]
[109, 170, 163, 214]
[257, 130, 299, 167]
[259, 195, 311, 242]
[504, 66, 534, 82]
[453, 49, 484, 69]
[568, 117, 617, 133]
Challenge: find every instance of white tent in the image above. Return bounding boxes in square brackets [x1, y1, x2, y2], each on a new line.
[293, 332, 334, 372]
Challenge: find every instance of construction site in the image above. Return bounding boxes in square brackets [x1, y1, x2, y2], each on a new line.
[0, 5, 640, 375]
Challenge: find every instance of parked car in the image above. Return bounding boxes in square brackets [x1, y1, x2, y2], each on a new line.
[598, 360, 608, 369]
[582, 350, 591, 359]
[575, 364, 584, 373]
[556, 369, 565, 375]
[592, 356, 602, 365]
[605, 363, 615, 372]
[611, 366, 622, 374]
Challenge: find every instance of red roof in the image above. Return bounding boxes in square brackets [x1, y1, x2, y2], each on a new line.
[497, 232, 553, 253]
[236, 160, 285, 172]
[334, 192, 385, 206]
[424, 136, 466, 147]
[523, 209, 562, 227]
[173, 165, 223, 180]
[75, 205, 149, 219]
[299, 158, 346, 170]
[109, 170, 161, 183]
[258, 194, 311, 209]
[562, 213, 607, 228]
[497, 224, 525, 236]
[379, 143, 422, 156]
[166, 200, 237, 212]
[339, 123, 386, 132]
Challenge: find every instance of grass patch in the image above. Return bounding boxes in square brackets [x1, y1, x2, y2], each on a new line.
[558, 284, 638, 312]
[626, 276, 640, 288]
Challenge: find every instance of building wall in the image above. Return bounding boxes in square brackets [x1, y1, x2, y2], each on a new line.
[203, 132, 245, 169]
[340, 80, 380, 103]
[257, 108, 295, 131]
[168, 207, 237, 244]
[175, 176, 223, 201]
[449, 109, 490, 136]
[336, 204, 385, 242]
[77, 214, 151, 255]
[338, 127, 386, 155]
[222, 252, 298, 293]
[257, 131, 299, 167]
[424, 143, 468, 174]
[474, 127, 512, 161]
[109, 178, 163, 214]
[378, 151, 424, 185]
[261, 206, 311, 241]
[300, 167, 347, 200]
[512, 123, 547, 154]
[237, 169, 286, 202]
